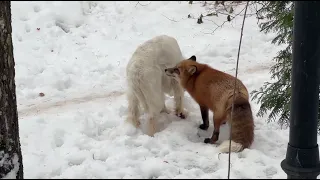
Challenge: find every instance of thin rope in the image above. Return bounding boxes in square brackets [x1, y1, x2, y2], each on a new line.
[228, 1, 250, 179]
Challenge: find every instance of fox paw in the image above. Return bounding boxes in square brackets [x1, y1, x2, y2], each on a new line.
[204, 138, 217, 144]
[199, 124, 209, 130]
[204, 138, 212, 144]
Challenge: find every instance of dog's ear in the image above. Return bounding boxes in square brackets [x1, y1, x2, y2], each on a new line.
[189, 55, 196, 61]
[188, 65, 197, 75]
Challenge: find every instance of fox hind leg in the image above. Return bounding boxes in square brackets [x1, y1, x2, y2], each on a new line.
[204, 111, 227, 144]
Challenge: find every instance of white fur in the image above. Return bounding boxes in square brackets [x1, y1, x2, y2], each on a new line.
[125, 35, 187, 136]
[217, 140, 244, 153]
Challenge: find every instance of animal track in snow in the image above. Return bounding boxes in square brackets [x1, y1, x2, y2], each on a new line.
[33, 5, 41, 13]
[19, 91, 124, 117]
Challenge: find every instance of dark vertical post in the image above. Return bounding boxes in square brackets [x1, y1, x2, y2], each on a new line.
[280, 1, 320, 179]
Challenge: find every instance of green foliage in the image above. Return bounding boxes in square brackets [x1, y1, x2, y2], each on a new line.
[250, 1, 294, 128]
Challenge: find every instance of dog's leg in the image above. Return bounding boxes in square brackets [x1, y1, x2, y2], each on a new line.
[160, 93, 170, 114]
[147, 113, 157, 137]
[146, 93, 164, 136]
[140, 70, 164, 136]
[199, 105, 209, 130]
[161, 105, 170, 114]
[126, 91, 141, 128]
[172, 80, 187, 119]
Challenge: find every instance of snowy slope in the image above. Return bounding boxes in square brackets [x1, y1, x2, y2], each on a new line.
[11, 1, 298, 178]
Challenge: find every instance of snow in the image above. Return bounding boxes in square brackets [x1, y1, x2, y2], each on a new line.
[0, 152, 19, 179]
[9, 1, 308, 179]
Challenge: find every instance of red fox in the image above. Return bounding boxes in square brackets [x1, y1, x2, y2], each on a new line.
[164, 55, 254, 152]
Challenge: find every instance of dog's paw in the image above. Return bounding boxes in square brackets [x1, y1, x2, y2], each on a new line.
[146, 131, 155, 137]
[147, 126, 157, 137]
[126, 118, 140, 128]
[147, 119, 157, 137]
[199, 124, 209, 130]
[161, 107, 171, 114]
[175, 109, 188, 119]
[122, 122, 140, 136]
[176, 112, 186, 119]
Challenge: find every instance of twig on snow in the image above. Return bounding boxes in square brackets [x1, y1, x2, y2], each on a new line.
[202, 3, 249, 35]
[135, 1, 151, 7]
[162, 14, 179, 22]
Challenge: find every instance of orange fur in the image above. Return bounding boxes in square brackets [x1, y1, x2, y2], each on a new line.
[165, 55, 254, 152]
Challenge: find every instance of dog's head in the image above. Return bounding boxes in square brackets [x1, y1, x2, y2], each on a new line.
[165, 55, 198, 83]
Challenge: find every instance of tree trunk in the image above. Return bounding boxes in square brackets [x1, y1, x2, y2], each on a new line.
[0, 1, 24, 179]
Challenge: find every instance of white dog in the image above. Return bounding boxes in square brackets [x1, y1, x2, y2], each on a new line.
[126, 35, 188, 136]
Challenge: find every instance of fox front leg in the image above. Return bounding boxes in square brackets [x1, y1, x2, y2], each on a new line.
[199, 105, 209, 130]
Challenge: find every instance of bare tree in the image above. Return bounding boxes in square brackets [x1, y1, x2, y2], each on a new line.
[0, 1, 24, 179]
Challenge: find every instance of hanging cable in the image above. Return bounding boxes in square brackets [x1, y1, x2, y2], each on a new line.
[227, 1, 250, 179]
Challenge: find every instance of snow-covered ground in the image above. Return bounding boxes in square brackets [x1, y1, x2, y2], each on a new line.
[11, 1, 297, 178]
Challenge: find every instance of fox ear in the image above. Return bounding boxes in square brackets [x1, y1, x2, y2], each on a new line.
[188, 65, 197, 75]
[189, 55, 196, 61]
